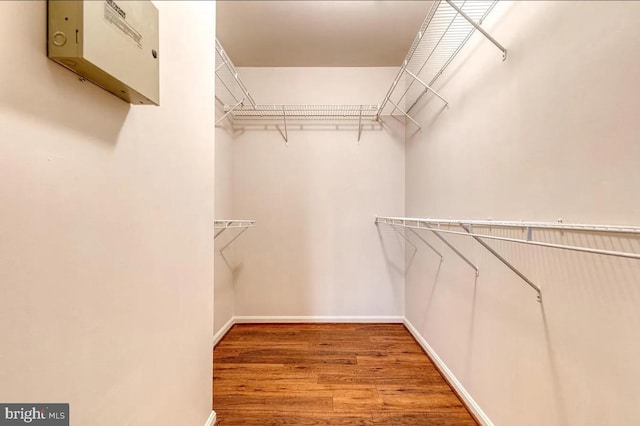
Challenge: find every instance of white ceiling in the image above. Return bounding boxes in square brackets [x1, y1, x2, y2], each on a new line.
[216, 1, 433, 67]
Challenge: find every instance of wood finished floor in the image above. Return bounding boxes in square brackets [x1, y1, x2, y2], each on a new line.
[213, 323, 477, 425]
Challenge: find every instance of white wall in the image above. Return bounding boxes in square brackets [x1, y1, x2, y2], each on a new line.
[0, 2, 215, 425]
[214, 108, 235, 336]
[404, 1, 640, 425]
[230, 67, 406, 319]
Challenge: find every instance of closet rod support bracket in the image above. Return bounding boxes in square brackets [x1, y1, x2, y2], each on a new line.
[357, 105, 363, 142]
[282, 106, 288, 145]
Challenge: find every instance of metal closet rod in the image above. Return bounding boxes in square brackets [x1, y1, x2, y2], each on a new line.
[375, 216, 640, 260]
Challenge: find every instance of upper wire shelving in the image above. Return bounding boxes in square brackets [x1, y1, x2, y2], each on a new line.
[228, 104, 380, 142]
[215, 0, 507, 138]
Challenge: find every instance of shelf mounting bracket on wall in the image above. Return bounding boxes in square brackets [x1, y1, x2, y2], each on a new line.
[282, 106, 288, 145]
[357, 105, 363, 143]
[216, 98, 244, 127]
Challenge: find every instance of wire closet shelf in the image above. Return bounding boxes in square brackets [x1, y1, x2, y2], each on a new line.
[214, 218, 254, 237]
[227, 104, 380, 121]
[375, 216, 640, 302]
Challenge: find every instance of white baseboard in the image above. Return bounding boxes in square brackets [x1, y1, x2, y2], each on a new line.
[234, 315, 404, 323]
[204, 410, 216, 426]
[213, 317, 236, 347]
[213, 316, 404, 348]
[403, 318, 493, 426]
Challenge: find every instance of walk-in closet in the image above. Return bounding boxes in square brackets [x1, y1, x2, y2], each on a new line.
[213, 1, 640, 425]
[2, 1, 639, 425]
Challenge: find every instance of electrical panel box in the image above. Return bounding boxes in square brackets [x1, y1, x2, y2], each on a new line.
[48, 0, 159, 105]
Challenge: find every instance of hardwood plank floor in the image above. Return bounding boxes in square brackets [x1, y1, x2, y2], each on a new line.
[213, 323, 477, 425]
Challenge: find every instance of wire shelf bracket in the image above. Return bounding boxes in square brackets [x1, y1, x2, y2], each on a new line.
[282, 106, 288, 144]
[357, 105, 363, 143]
[214, 220, 256, 248]
[375, 216, 640, 302]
